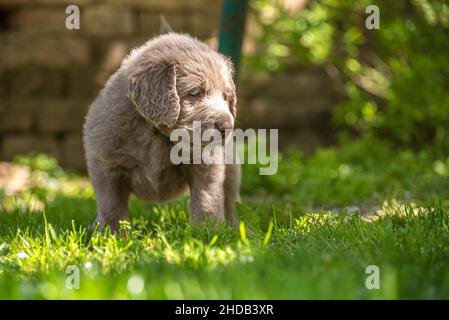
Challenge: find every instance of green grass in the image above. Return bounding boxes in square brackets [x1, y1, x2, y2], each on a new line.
[1, 137, 449, 299]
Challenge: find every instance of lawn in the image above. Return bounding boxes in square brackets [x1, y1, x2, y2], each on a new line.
[0, 136, 449, 299]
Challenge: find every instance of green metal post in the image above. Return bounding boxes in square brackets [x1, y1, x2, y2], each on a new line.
[218, 0, 249, 78]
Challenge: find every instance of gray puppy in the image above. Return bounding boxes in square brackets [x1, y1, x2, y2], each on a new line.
[83, 32, 241, 232]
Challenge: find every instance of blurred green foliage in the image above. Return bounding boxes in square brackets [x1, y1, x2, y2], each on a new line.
[246, 0, 449, 150]
[14, 154, 66, 178]
[242, 134, 449, 216]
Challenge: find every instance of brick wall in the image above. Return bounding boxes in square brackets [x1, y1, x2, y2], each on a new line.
[0, 0, 338, 172]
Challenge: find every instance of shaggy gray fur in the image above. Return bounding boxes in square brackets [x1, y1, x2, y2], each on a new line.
[83, 33, 241, 232]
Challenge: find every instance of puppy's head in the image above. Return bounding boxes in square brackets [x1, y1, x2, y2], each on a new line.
[126, 34, 237, 139]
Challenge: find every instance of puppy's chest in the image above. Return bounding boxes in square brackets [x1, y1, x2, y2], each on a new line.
[128, 138, 187, 201]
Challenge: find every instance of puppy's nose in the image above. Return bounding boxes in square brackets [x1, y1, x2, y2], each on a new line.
[215, 120, 233, 138]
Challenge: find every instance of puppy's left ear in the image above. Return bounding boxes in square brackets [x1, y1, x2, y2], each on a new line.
[223, 57, 237, 118]
[128, 63, 180, 128]
[228, 89, 237, 118]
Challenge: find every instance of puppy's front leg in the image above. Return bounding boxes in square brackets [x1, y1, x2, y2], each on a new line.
[186, 164, 226, 225]
[89, 163, 130, 233]
[224, 163, 241, 227]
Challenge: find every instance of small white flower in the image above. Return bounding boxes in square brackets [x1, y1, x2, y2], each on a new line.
[84, 261, 93, 269]
[17, 252, 29, 259]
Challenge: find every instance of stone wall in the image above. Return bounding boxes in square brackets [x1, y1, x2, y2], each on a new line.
[0, 0, 338, 172]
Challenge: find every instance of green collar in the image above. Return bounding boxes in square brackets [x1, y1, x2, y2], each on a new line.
[145, 119, 159, 132]
[145, 119, 169, 139]
[146, 120, 157, 131]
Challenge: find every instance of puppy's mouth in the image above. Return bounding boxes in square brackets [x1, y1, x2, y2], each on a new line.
[170, 124, 234, 147]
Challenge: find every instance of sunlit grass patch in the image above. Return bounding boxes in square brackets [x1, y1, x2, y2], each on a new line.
[1, 144, 449, 299]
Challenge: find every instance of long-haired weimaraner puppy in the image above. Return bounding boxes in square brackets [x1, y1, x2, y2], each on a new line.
[83, 24, 240, 233]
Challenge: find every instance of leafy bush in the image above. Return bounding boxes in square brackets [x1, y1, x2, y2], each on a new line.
[246, 0, 449, 150]
[242, 135, 449, 211]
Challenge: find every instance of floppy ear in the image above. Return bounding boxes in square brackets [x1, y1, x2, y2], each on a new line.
[229, 89, 237, 118]
[128, 63, 180, 128]
[224, 81, 237, 118]
[223, 57, 237, 118]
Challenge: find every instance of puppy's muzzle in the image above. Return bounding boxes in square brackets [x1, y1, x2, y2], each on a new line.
[215, 119, 233, 138]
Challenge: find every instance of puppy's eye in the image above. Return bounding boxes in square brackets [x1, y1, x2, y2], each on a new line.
[188, 89, 201, 97]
